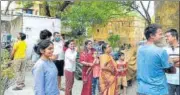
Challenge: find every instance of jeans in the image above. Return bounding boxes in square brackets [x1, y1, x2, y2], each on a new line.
[92, 77, 99, 95]
[168, 83, 180, 95]
[137, 93, 168, 95]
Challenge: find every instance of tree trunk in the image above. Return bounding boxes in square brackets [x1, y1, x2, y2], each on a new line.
[4, 1, 13, 15]
[44, 1, 51, 17]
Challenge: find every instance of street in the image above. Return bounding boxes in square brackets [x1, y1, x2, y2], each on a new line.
[5, 71, 137, 95]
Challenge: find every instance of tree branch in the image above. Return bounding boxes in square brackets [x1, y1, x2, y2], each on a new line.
[140, 1, 151, 24]
[4, 1, 13, 15]
[147, 1, 150, 12]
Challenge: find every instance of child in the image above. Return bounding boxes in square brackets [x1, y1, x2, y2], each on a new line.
[92, 51, 100, 95]
[117, 52, 127, 95]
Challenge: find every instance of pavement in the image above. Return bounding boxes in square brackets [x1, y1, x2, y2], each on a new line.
[5, 71, 137, 95]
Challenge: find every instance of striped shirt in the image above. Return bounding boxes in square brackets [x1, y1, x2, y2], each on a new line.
[164, 44, 179, 85]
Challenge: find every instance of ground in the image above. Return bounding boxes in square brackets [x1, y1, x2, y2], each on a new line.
[5, 71, 137, 95]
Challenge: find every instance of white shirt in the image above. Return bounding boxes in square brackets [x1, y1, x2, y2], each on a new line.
[64, 48, 77, 72]
[53, 41, 64, 60]
[164, 45, 179, 85]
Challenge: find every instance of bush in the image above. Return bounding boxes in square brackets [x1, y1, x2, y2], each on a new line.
[0, 49, 15, 95]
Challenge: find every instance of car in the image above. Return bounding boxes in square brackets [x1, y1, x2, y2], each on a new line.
[75, 52, 83, 80]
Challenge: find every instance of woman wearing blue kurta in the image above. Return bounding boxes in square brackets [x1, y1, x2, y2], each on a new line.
[32, 40, 59, 95]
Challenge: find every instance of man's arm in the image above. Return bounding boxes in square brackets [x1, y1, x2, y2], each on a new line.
[164, 66, 176, 74]
[172, 57, 180, 63]
[174, 62, 180, 68]
[161, 50, 176, 74]
[10, 49, 16, 60]
[10, 42, 17, 60]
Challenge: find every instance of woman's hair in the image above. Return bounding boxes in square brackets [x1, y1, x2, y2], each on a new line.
[34, 40, 53, 56]
[84, 40, 92, 52]
[64, 40, 74, 48]
[101, 43, 108, 54]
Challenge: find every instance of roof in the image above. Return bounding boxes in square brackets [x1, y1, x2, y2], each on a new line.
[1, 15, 19, 21]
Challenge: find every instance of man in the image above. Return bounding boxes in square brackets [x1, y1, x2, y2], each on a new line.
[137, 24, 176, 95]
[31, 29, 52, 63]
[39, 29, 52, 41]
[125, 40, 137, 86]
[52, 32, 65, 91]
[165, 29, 179, 95]
[11, 32, 27, 90]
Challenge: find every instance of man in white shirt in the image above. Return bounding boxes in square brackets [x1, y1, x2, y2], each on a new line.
[165, 29, 179, 95]
[52, 32, 65, 91]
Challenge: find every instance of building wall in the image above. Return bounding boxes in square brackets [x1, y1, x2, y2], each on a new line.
[92, 17, 146, 44]
[155, 1, 179, 32]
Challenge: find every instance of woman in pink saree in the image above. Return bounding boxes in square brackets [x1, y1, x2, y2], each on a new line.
[80, 40, 95, 95]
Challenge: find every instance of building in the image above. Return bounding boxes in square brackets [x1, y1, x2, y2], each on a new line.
[155, 1, 179, 32]
[92, 17, 146, 44]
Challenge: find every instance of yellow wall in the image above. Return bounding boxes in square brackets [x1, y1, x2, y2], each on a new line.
[92, 17, 146, 44]
[155, 1, 179, 32]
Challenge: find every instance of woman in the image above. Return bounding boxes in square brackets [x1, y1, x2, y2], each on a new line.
[80, 40, 95, 95]
[99, 43, 118, 95]
[64, 40, 77, 95]
[32, 40, 59, 95]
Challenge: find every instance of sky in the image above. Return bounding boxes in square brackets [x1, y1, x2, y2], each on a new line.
[136, 1, 154, 18]
[1, 1, 155, 17]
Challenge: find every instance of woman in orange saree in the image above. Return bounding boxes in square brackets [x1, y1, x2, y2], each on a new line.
[99, 43, 119, 95]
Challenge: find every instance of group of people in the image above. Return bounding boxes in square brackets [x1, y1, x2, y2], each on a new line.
[9, 23, 179, 95]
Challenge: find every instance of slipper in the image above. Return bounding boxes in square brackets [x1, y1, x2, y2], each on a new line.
[60, 88, 65, 91]
[12, 87, 22, 90]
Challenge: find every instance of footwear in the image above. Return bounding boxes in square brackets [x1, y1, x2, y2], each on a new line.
[20, 83, 25, 88]
[12, 87, 22, 90]
[59, 87, 65, 91]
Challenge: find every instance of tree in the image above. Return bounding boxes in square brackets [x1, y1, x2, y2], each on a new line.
[61, 1, 132, 37]
[18, 1, 72, 17]
[4, 1, 13, 15]
[122, 1, 152, 25]
[108, 34, 120, 50]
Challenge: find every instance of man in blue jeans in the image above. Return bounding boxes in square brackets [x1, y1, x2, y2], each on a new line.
[165, 29, 179, 95]
[137, 24, 176, 95]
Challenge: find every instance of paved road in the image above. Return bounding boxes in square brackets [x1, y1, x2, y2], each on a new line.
[5, 72, 137, 95]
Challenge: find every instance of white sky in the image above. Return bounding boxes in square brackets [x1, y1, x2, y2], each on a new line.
[1, 1, 16, 10]
[1, 1, 155, 17]
[136, 1, 154, 18]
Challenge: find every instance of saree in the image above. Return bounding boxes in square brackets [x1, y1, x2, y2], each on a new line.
[99, 54, 119, 95]
[79, 49, 95, 95]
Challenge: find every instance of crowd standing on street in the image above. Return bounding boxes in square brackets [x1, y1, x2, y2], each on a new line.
[10, 23, 179, 95]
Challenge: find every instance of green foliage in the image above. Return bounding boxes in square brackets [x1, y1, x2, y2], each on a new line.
[1, 49, 14, 79]
[0, 49, 14, 95]
[16, 1, 33, 8]
[108, 34, 120, 50]
[61, 1, 132, 35]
